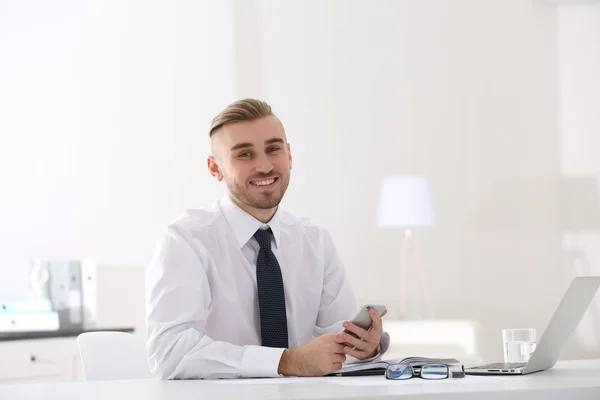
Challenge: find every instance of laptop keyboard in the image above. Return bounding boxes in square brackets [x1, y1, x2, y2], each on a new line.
[471, 362, 526, 370]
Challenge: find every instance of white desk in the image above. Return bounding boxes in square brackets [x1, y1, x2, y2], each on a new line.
[1, 360, 599, 400]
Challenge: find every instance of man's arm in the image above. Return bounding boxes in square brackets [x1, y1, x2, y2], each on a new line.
[145, 226, 284, 379]
[314, 228, 389, 361]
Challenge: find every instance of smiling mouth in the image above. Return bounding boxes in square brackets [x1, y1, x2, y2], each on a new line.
[250, 177, 278, 186]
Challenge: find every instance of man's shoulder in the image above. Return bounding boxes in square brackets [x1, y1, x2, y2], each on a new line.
[166, 201, 224, 234]
[278, 209, 331, 236]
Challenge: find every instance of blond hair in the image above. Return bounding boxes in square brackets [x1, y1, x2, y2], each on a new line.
[209, 98, 274, 137]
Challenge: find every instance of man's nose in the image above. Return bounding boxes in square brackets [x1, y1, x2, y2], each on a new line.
[254, 154, 274, 174]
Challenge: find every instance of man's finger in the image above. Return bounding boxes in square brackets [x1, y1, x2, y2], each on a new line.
[343, 345, 367, 359]
[339, 332, 368, 351]
[333, 343, 347, 354]
[369, 307, 383, 332]
[332, 333, 349, 344]
[342, 321, 369, 340]
[333, 353, 347, 364]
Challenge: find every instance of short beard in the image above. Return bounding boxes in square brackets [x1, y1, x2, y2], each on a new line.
[226, 174, 289, 210]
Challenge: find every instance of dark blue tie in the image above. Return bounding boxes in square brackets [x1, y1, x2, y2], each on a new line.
[254, 228, 289, 348]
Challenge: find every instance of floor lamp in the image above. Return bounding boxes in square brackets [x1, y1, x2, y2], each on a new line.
[377, 176, 436, 319]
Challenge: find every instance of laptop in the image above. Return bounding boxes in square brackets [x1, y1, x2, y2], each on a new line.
[465, 276, 600, 376]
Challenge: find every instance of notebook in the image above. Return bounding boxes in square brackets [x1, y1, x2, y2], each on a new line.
[330, 357, 462, 376]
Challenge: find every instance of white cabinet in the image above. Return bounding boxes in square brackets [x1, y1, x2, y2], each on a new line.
[0, 337, 83, 384]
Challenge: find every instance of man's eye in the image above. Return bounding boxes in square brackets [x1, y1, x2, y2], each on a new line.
[239, 151, 251, 158]
[268, 147, 280, 152]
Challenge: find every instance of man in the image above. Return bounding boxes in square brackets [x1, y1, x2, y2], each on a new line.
[145, 99, 389, 379]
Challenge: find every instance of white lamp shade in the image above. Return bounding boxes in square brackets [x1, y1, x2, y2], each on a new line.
[377, 175, 435, 228]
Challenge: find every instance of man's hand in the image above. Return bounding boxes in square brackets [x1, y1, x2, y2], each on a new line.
[277, 333, 347, 376]
[340, 307, 387, 360]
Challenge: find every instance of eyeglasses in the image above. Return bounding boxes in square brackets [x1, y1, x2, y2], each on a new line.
[386, 363, 463, 380]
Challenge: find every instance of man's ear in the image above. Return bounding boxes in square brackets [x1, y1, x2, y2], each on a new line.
[207, 155, 224, 181]
[287, 143, 292, 171]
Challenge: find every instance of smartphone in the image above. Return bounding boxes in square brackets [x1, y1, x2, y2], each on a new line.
[347, 304, 387, 331]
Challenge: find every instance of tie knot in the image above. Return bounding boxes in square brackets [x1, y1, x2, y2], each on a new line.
[254, 228, 273, 249]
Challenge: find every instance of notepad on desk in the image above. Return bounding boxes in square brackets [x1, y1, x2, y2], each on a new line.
[330, 357, 462, 376]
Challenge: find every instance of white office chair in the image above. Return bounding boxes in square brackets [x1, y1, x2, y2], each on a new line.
[77, 331, 154, 381]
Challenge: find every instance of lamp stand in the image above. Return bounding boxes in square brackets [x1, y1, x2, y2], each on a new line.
[399, 228, 435, 319]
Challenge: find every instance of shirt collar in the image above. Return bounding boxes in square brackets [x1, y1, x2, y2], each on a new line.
[220, 194, 281, 249]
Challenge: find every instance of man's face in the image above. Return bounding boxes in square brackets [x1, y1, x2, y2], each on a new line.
[208, 116, 292, 211]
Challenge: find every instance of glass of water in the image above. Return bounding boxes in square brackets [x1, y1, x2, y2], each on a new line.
[503, 328, 536, 363]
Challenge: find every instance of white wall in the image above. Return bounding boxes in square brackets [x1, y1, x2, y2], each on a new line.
[557, 2, 600, 355]
[0, 1, 235, 300]
[233, 0, 599, 362]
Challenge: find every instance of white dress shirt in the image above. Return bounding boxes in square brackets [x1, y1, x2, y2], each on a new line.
[145, 195, 389, 379]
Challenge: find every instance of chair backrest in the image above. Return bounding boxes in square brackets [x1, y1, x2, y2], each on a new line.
[77, 331, 154, 381]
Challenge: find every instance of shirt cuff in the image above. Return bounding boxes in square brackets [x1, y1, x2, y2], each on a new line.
[241, 345, 286, 378]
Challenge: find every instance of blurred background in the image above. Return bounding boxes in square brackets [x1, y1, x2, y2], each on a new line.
[1, 0, 599, 382]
